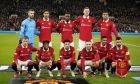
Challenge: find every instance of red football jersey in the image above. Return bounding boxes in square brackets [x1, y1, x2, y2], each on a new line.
[110, 45, 130, 62]
[97, 19, 119, 43]
[81, 47, 99, 61]
[60, 46, 75, 59]
[57, 21, 76, 42]
[93, 42, 111, 59]
[13, 44, 37, 61]
[36, 18, 56, 42]
[74, 16, 95, 41]
[36, 47, 54, 62]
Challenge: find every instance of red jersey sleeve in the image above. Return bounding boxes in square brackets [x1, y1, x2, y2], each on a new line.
[36, 19, 40, 29]
[74, 16, 80, 24]
[36, 49, 41, 61]
[125, 47, 130, 60]
[110, 22, 119, 38]
[30, 45, 38, 52]
[56, 22, 63, 33]
[92, 51, 100, 62]
[13, 46, 20, 62]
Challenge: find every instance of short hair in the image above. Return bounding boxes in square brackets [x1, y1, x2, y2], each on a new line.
[65, 12, 70, 15]
[116, 37, 122, 40]
[101, 36, 107, 39]
[85, 40, 92, 43]
[28, 9, 34, 13]
[63, 40, 70, 43]
[84, 7, 89, 10]
[43, 9, 49, 13]
[43, 40, 50, 45]
[22, 36, 29, 40]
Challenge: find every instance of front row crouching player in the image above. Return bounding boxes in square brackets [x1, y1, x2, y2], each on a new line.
[57, 40, 76, 78]
[33, 40, 56, 77]
[110, 37, 131, 77]
[11, 36, 38, 78]
[77, 40, 100, 78]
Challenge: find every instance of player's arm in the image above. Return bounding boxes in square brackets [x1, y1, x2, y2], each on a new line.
[92, 51, 100, 62]
[65, 49, 76, 66]
[56, 22, 62, 33]
[59, 50, 66, 75]
[35, 19, 40, 36]
[30, 45, 38, 52]
[13, 46, 21, 70]
[19, 21, 26, 42]
[51, 48, 55, 61]
[125, 47, 130, 60]
[111, 22, 119, 38]
[81, 50, 86, 72]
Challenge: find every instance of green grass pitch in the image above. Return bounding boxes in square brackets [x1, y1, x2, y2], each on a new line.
[0, 33, 140, 84]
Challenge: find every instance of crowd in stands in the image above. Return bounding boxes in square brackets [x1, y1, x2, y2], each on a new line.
[0, 0, 140, 32]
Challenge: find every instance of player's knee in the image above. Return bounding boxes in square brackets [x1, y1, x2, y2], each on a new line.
[33, 61, 39, 65]
[11, 62, 17, 66]
[27, 61, 33, 66]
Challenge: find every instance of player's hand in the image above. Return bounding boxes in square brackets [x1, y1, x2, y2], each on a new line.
[19, 39, 22, 44]
[118, 59, 122, 61]
[17, 64, 21, 71]
[83, 72, 87, 78]
[62, 74, 66, 78]
[101, 58, 105, 63]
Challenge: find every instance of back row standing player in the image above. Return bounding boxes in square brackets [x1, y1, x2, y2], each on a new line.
[97, 10, 119, 47]
[36, 10, 56, 47]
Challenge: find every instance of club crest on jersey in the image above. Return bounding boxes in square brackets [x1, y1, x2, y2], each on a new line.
[88, 20, 91, 23]
[68, 51, 71, 54]
[106, 24, 109, 26]
[42, 23, 44, 25]
[48, 52, 51, 55]
[69, 24, 72, 27]
[104, 48, 107, 51]
[121, 51, 125, 54]
[48, 22, 51, 26]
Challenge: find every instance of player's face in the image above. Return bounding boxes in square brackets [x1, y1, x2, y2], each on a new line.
[83, 9, 90, 16]
[22, 39, 28, 46]
[102, 13, 109, 20]
[65, 14, 70, 21]
[101, 38, 107, 46]
[116, 40, 122, 47]
[85, 42, 92, 50]
[43, 43, 49, 50]
[28, 11, 35, 19]
[64, 42, 70, 50]
[43, 11, 49, 19]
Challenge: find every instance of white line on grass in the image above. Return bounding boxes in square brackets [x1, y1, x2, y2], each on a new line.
[124, 43, 140, 48]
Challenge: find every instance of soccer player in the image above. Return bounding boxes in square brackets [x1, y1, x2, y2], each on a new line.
[110, 37, 131, 77]
[11, 36, 37, 78]
[19, 9, 39, 46]
[93, 36, 112, 78]
[36, 10, 56, 47]
[77, 41, 100, 78]
[97, 10, 119, 46]
[33, 40, 56, 77]
[57, 12, 77, 48]
[57, 40, 76, 78]
[74, 7, 95, 51]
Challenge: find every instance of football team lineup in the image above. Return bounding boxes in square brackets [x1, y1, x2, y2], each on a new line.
[0, 7, 140, 84]
[0, 33, 140, 84]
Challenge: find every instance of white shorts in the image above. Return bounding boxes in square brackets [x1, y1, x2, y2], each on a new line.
[60, 42, 74, 49]
[39, 42, 52, 47]
[17, 60, 31, 66]
[78, 60, 100, 66]
[39, 60, 52, 67]
[78, 39, 93, 51]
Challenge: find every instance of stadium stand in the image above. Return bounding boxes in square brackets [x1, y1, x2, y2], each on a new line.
[0, 0, 140, 32]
